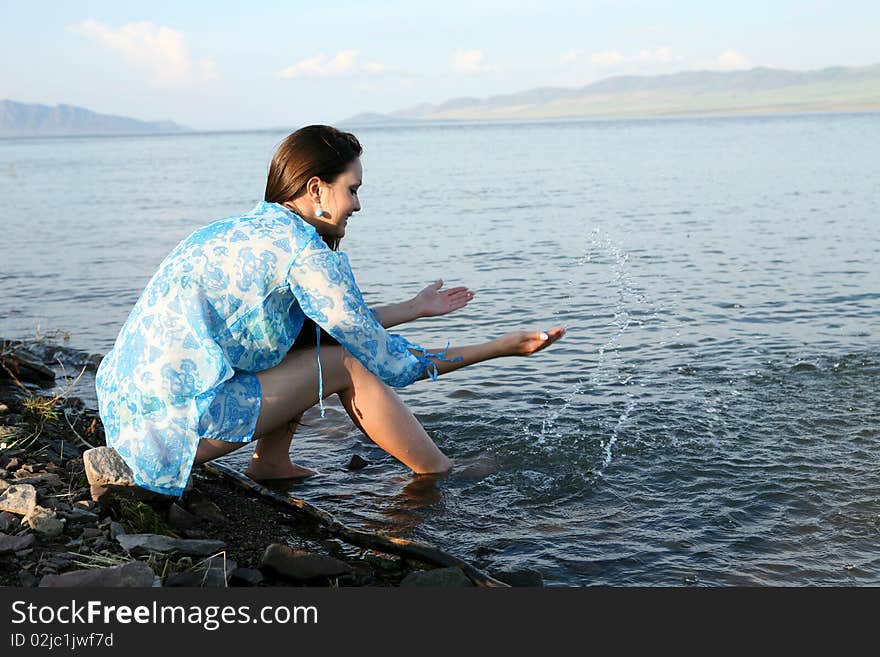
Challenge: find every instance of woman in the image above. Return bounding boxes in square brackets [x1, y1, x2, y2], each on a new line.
[94, 125, 565, 498]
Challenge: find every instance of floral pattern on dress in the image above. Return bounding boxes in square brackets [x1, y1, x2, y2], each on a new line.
[96, 201, 442, 496]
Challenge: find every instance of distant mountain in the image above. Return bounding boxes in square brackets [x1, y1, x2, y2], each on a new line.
[0, 100, 188, 137]
[343, 64, 880, 124]
[337, 112, 418, 127]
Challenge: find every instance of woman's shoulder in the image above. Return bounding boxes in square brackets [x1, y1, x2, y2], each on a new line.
[178, 202, 317, 251]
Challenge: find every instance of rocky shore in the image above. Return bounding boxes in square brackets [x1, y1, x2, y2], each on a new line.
[0, 337, 541, 588]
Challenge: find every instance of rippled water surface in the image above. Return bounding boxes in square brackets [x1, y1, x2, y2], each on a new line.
[2, 114, 879, 585]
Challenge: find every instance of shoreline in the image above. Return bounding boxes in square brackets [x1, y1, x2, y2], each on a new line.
[0, 336, 537, 588]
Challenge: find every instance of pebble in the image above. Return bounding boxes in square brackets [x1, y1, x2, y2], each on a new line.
[81, 527, 102, 539]
[0, 511, 17, 532]
[25, 507, 65, 538]
[0, 484, 38, 516]
[18, 570, 39, 587]
[0, 532, 36, 554]
[346, 455, 370, 471]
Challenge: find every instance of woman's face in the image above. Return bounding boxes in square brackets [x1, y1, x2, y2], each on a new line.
[317, 158, 363, 238]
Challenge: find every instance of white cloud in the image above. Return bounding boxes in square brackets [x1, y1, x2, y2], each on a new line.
[713, 49, 752, 70]
[277, 50, 388, 79]
[69, 19, 218, 87]
[451, 49, 497, 73]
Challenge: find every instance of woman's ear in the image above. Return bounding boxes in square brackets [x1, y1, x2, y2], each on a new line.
[306, 176, 323, 203]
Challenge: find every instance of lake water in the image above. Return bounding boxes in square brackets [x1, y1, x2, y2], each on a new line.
[1, 113, 878, 585]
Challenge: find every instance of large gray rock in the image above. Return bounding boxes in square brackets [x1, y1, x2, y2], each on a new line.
[39, 561, 156, 587]
[117, 533, 225, 557]
[400, 566, 474, 587]
[25, 507, 65, 539]
[260, 543, 352, 582]
[0, 532, 36, 554]
[83, 447, 135, 487]
[0, 483, 38, 516]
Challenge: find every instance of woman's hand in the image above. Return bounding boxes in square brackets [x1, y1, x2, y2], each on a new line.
[414, 279, 475, 318]
[494, 326, 566, 357]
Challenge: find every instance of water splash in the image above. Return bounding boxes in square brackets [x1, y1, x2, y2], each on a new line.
[538, 227, 655, 475]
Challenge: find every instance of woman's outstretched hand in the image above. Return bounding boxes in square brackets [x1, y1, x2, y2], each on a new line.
[495, 326, 566, 357]
[414, 279, 475, 318]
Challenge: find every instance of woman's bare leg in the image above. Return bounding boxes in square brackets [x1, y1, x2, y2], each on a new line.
[194, 345, 450, 476]
[335, 355, 452, 474]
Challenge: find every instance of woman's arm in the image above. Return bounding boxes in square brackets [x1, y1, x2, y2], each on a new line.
[410, 327, 566, 380]
[373, 280, 474, 329]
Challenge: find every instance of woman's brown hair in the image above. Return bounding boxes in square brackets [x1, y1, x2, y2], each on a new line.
[264, 125, 362, 251]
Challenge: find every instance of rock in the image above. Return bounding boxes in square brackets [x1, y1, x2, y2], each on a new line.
[400, 567, 474, 587]
[3, 349, 55, 383]
[85, 353, 104, 372]
[2, 456, 23, 471]
[182, 490, 227, 524]
[62, 507, 99, 522]
[260, 543, 352, 582]
[80, 527, 102, 540]
[83, 447, 136, 487]
[13, 472, 64, 488]
[229, 567, 264, 587]
[24, 507, 65, 538]
[39, 561, 156, 587]
[167, 503, 200, 530]
[0, 480, 8, 491]
[0, 511, 17, 531]
[364, 553, 400, 572]
[0, 483, 38, 516]
[109, 521, 126, 540]
[48, 555, 73, 570]
[164, 571, 204, 587]
[346, 455, 370, 471]
[201, 555, 237, 587]
[0, 403, 8, 414]
[117, 533, 225, 557]
[18, 569, 39, 587]
[0, 532, 35, 554]
[182, 528, 209, 539]
[165, 555, 235, 587]
[490, 568, 544, 587]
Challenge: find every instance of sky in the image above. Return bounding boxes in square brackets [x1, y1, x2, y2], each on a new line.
[2, 1, 879, 130]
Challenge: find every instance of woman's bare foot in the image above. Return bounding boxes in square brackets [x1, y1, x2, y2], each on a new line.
[245, 459, 317, 481]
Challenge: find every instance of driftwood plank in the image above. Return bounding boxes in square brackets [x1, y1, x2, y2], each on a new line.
[202, 461, 508, 588]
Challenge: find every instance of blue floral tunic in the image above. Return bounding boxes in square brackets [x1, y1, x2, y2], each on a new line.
[95, 201, 449, 497]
